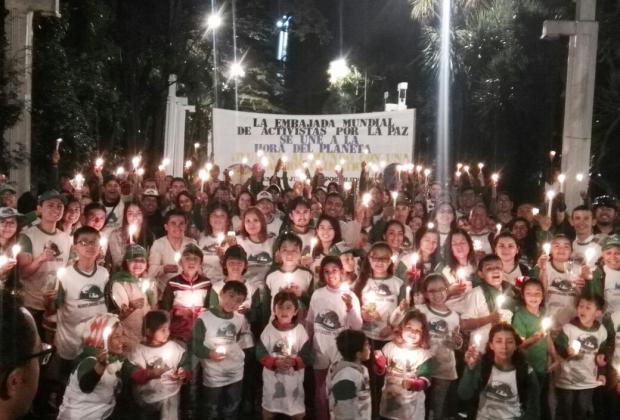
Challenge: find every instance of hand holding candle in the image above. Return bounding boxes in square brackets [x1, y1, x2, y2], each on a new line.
[541, 317, 552, 334]
[546, 190, 556, 218]
[542, 242, 551, 256]
[102, 325, 113, 351]
[128, 224, 138, 244]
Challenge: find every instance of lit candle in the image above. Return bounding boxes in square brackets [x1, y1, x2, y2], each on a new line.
[585, 247, 596, 265]
[424, 168, 431, 186]
[227, 230, 236, 239]
[362, 193, 371, 207]
[241, 156, 248, 165]
[162, 158, 170, 167]
[174, 252, 181, 264]
[306, 153, 314, 161]
[541, 317, 552, 333]
[102, 325, 113, 351]
[116, 166, 125, 177]
[55, 138, 62, 151]
[557, 173, 566, 193]
[315, 159, 323, 168]
[205, 162, 213, 171]
[99, 237, 108, 252]
[570, 339, 581, 354]
[128, 224, 138, 244]
[391, 191, 398, 209]
[339, 158, 346, 166]
[456, 163, 463, 171]
[549, 150, 556, 160]
[405, 286, 411, 305]
[532, 207, 540, 216]
[215, 345, 227, 356]
[473, 334, 482, 348]
[390, 254, 398, 265]
[131, 155, 141, 170]
[198, 169, 209, 192]
[546, 190, 556, 218]
[287, 334, 295, 356]
[136, 168, 145, 177]
[95, 157, 104, 170]
[185, 160, 193, 170]
[491, 173, 499, 186]
[72, 173, 85, 191]
[478, 162, 484, 170]
[281, 155, 288, 163]
[496, 294, 506, 310]
[542, 242, 551, 256]
[343, 181, 352, 192]
[260, 156, 269, 169]
[427, 222, 435, 229]
[57, 267, 67, 280]
[410, 252, 419, 267]
[456, 267, 468, 284]
[576, 173, 584, 182]
[285, 273, 294, 289]
[0, 255, 8, 267]
[140, 278, 151, 294]
[309, 237, 318, 255]
[11, 244, 21, 259]
[194, 142, 200, 150]
[495, 223, 502, 237]
[335, 164, 342, 172]
[339, 283, 351, 294]
[216, 232, 225, 245]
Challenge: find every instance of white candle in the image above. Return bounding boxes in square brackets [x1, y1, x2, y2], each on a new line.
[549, 150, 556, 159]
[478, 162, 484, 170]
[463, 165, 470, 174]
[285, 273, 294, 288]
[496, 294, 506, 310]
[241, 156, 248, 165]
[557, 173, 566, 193]
[281, 155, 288, 163]
[116, 166, 125, 176]
[546, 190, 556, 218]
[132, 155, 141, 170]
[391, 191, 398, 209]
[542, 242, 551, 256]
[72, 173, 85, 191]
[55, 138, 62, 151]
[162, 158, 170, 167]
[456, 163, 463, 170]
[216, 232, 225, 245]
[140, 278, 151, 294]
[541, 317, 552, 333]
[491, 173, 499, 186]
[405, 286, 411, 305]
[99, 236, 108, 250]
[570, 339, 581, 354]
[199, 169, 209, 192]
[576, 173, 584, 182]
[585, 247, 596, 265]
[136, 168, 145, 177]
[102, 325, 113, 351]
[309, 237, 318, 256]
[287, 334, 295, 355]
[410, 252, 419, 267]
[473, 334, 482, 348]
[456, 267, 468, 284]
[215, 345, 227, 355]
[427, 222, 435, 229]
[128, 224, 138, 244]
[343, 181, 352, 192]
[57, 267, 67, 280]
[11, 244, 21, 259]
[205, 162, 213, 171]
[174, 252, 181, 264]
[194, 142, 200, 150]
[495, 223, 502, 237]
[339, 283, 351, 294]
[95, 157, 104, 170]
[335, 164, 342, 172]
[362, 193, 371, 207]
[532, 207, 540, 216]
[185, 160, 193, 170]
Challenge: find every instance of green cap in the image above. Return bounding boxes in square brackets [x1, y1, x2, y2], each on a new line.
[602, 234, 620, 251]
[0, 184, 16, 195]
[38, 190, 67, 205]
[182, 243, 204, 261]
[0, 207, 23, 219]
[124, 244, 147, 260]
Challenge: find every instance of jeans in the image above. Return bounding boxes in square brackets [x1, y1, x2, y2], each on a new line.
[555, 388, 594, 420]
[201, 380, 243, 420]
[428, 378, 453, 420]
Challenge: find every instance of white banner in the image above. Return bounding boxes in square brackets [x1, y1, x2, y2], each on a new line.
[213, 108, 415, 180]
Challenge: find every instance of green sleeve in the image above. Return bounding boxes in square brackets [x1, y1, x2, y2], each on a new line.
[76, 357, 97, 380]
[55, 282, 66, 308]
[332, 379, 357, 400]
[553, 330, 569, 357]
[529, 266, 541, 280]
[255, 339, 269, 361]
[208, 288, 219, 309]
[297, 339, 313, 366]
[18, 233, 32, 254]
[522, 369, 540, 420]
[397, 284, 406, 305]
[511, 311, 527, 339]
[178, 349, 192, 371]
[395, 261, 408, 281]
[22, 212, 38, 228]
[457, 362, 482, 400]
[189, 318, 210, 359]
[584, 268, 604, 298]
[120, 359, 139, 382]
[159, 284, 174, 311]
[415, 358, 433, 378]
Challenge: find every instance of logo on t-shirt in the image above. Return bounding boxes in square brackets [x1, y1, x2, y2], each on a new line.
[315, 311, 342, 330]
[216, 323, 237, 339]
[248, 252, 271, 264]
[550, 278, 575, 293]
[372, 284, 392, 297]
[44, 241, 62, 258]
[486, 381, 514, 401]
[429, 319, 449, 335]
[577, 334, 598, 352]
[201, 243, 218, 255]
[78, 285, 104, 301]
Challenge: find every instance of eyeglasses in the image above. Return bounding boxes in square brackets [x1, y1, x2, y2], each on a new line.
[426, 288, 448, 295]
[369, 256, 391, 263]
[77, 240, 99, 247]
[20, 343, 54, 366]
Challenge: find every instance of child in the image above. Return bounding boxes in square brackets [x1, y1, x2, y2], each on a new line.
[259, 233, 313, 327]
[130, 310, 190, 420]
[374, 310, 433, 420]
[58, 314, 137, 419]
[571, 206, 602, 268]
[327, 329, 372, 420]
[160, 243, 211, 343]
[461, 254, 518, 351]
[107, 244, 155, 353]
[458, 323, 540, 419]
[418, 273, 461, 420]
[306, 256, 363, 420]
[553, 293, 608, 420]
[585, 234, 620, 313]
[209, 245, 252, 315]
[494, 232, 530, 286]
[190, 280, 251, 419]
[512, 278, 557, 420]
[53, 226, 109, 383]
[257, 291, 312, 419]
[533, 234, 586, 329]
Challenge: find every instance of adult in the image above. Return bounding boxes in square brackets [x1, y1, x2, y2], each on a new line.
[322, 192, 363, 249]
[235, 207, 275, 290]
[570, 205, 601, 267]
[141, 188, 165, 239]
[197, 202, 232, 284]
[56, 196, 81, 236]
[432, 202, 458, 248]
[256, 191, 282, 238]
[176, 191, 203, 240]
[106, 201, 155, 273]
[231, 190, 254, 233]
[99, 175, 125, 234]
[0, 185, 17, 209]
[592, 195, 619, 238]
[0, 208, 23, 292]
[468, 203, 493, 255]
[457, 186, 477, 218]
[492, 191, 515, 225]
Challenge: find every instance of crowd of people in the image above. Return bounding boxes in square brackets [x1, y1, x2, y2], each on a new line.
[0, 151, 619, 420]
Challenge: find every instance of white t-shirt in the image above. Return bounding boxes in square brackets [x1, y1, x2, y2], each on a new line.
[556, 322, 607, 390]
[21, 225, 73, 310]
[327, 361, 371, 420]
[265, 268, 313, 310]
[572, 235, 602, 268]
[198, 234, 225, 284]
[610, 312, 620, 370]
[542, 261, 578, 328]
[470, 231, 493, 254]
[461, 286, 512, 352]
[55, 265, 109, 360]
[603, 266, 620, 314]
[147, 236, 197, 293]
[236, 235, 274, 290]
[418, 304, 460, 380]
[379, 341, 432, 420]
[129, 340, 186, 404]
[266, 216, 283, 238]
[102, 199, 125, 233]
[306, 286, 362, 369]
[476, 366, 524, 420]
[360, 277, 403, 341]
[260, 323, 309, 416]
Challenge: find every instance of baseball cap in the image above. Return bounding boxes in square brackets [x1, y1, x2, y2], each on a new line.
[38, 190, 67, 205]
[602, 234, 620, 251]
[593, 195, 618, 211]
[0, 184, 16, 195]
[142, 188, 159, 197]
[0, 207, 23, 219]
[124, 244, 147, 260]
[256, 191, 274, 202]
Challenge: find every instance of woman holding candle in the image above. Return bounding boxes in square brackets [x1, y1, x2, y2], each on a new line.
[0, 207, 24, 292]
[458, 323, 540, 420]
[306, 256, 362, 420]
[107, 201, 155, 274]
[176, 191, 204, 241]
[198, 202, 232, 285]
[106, 244, 155, 353]
[56, 196, 82, 236]
[512, 278, 558, 420]
[374, 310, 433, 420]
[235, 207, 274, 291]
[493, 232, 530, 286]
[380, 220, 409, 280]
[231, 190, 254, 233]
[438, 229, 478, 311]
[257, 291, 312, 420]
[432, 202, 458, 248]
[309, 215, 346, 285]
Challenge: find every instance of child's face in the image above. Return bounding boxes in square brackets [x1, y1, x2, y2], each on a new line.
[495, 237, 518, 263]
[489, 330, 517, 362]
[451, 233, 470, 260]
[424, 279, 448, 307]
[316, 220, 336, 244]
[357, 340, 371, 362]
[74, 232, 101, 260]
[289, 205, 311, 228]
[127, 258, 147, 277]
[339, 253, 355, 273]
[384, 225, 404, 251]
[479, 260, 503, 288]
[395, 204, 410, 221]
[419, 232, 439, 256]
[571, 210, 593, 236]
[576, 299, 602, 325]
[243, 212, 262, 236]
[551, 238, 572, 262]
[219, 290, 246, 313]
[602, 247, 620, 270]
[225, 257, 246, 279]
[149, 322, 170, 346]
[322, 262, 342, 289]
[107, 324, 124, 354]
[279, 241, 301, 266]
[522, 283, 543, 309]
[402, 319, 425, 346]
[180, 253, 201, 276]
[368, 248, 391, 277]
[273, 300, 298, 324]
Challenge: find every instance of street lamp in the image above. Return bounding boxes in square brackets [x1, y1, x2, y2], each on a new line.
[328, 58, 350, 85]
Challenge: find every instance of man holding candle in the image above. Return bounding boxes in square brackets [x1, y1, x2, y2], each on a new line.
[570, 205, 602, 268]
[256, 191, 283, 239]
[592, 195, 619, 239]
[99, 175, 126, 234]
